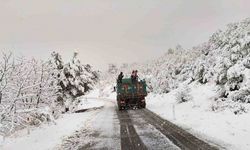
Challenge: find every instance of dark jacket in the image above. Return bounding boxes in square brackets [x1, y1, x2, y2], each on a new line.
[118, 73, 124, 83]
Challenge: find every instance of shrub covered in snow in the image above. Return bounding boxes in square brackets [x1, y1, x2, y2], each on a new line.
[211, 99, 248, 115]
[175, 85, 193, 103]
[190, 18, 250, 102]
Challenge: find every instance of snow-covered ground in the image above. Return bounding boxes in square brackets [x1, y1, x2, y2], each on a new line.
[0, 95, 105, 150]
[72, 85, 250, 150]
[2, 84, 250, 150]
[76, 98, 104, 111]
[146, 82, 250, 150]
[59, 96, 120, 150]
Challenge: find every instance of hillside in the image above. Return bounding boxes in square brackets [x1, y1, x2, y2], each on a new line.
[104, 18, 250, 112]
[101, 18, 250, 149]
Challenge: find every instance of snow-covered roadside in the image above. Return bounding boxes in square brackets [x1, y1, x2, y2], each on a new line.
[99, 85, 117, 100]
[146, 83, 250, 150]
[0, 95, 105, 150]
[76, 98, 104, 111]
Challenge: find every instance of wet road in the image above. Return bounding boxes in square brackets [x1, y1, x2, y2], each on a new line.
[59, 100, 218, 150]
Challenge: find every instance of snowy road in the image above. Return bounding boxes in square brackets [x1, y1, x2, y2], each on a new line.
[59, 99, 218, 150]
[1, 97, 219, 150]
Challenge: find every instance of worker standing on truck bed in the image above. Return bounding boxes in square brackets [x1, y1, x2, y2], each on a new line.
[131, 70, 135, 83]
[135, 70, 138, 81]
[131, 70, 135, 78]
[117, 72, 124, 83]
[131, 70, 139, 83]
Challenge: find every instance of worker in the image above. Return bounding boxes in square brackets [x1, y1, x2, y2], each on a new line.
[135, 70, 139, 81]
[131, 70, 138, 83]
[131, 70, 135, 81]
[117, 72, 124, 83]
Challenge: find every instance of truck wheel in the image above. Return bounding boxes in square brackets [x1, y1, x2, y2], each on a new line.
[141, 102, 146, 108]
[119, 106, 122, 110]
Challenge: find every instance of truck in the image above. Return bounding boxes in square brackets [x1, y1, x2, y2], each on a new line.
[116, 78, 147, 110]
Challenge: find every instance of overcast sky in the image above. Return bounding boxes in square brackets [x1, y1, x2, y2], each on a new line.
[0, 0, 249, 70]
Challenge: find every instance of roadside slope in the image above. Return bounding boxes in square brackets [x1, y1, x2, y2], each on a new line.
[146, 83, 250, 150]
[0, 95, 105, 150]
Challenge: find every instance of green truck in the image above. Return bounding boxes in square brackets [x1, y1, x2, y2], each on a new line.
[116, 78, 147, 110]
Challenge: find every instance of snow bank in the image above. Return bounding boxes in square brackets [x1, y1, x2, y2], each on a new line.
[0, 90, 106, 150]
[76, 97, 104, 111]
[0, 110, 100, 150]
[147, 83, 250, 150]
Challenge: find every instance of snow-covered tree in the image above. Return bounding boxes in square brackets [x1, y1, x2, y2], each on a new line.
[108, 64, 118, 74]
[56, 52, 99, 111]
[0, 51, 99, 135]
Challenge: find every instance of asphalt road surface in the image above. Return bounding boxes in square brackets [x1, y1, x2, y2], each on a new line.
[59, 99, 219, 150]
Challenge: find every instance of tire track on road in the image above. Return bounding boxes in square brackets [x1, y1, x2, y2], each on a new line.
[117, 110, 147, 150]
[141, 109, 219, 150]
